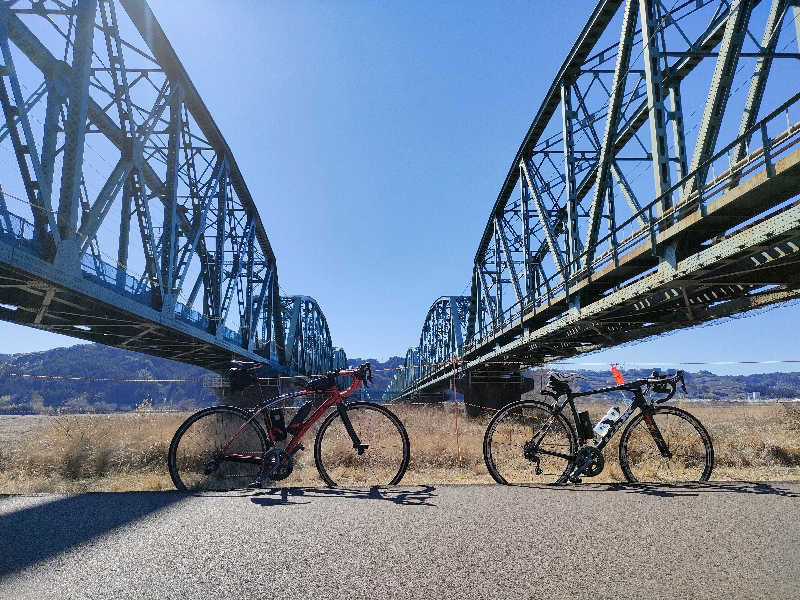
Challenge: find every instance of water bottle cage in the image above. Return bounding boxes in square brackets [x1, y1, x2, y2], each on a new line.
[268, 408, 287, 441]
[576, 410, 595, 440]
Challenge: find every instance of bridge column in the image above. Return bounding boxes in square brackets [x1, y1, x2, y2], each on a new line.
[640, 0, 673, 218]
[160, 82, 184, 315]
[54, 0, 97, 273]
[459, 368, 536, 417]
[0, 6, 61, 257]
[569, 295, 581, 318]
[658, 242, 678, 279]
[38, 67, 69, 255]
[116, 175, 133, 290]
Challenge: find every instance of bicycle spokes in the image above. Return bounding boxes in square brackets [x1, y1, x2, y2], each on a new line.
[484, 401, 577, 484]
[315, 403, 410, 486]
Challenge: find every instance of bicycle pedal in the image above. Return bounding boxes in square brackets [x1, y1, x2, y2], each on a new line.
[247, 478, 264, 489]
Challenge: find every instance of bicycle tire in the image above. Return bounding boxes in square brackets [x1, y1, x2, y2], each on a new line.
[314, 402, 410, 486]
[168, 405, 269, 491]
[483, 399, 577, 485]
[618, 405, 714, 483]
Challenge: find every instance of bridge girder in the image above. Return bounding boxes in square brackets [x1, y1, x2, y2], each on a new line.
[394, 0, 800, 401]
[0, 1, 341, 374]
[383, 297, 468, 400]
[281, 295, 341, 377]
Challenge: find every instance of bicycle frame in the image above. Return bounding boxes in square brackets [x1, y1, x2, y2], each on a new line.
[545, 380, 670, 458]
[217, 371, 366, 465]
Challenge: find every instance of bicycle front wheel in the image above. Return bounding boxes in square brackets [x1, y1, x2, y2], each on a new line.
[314, 402, 410, 486]
[618, 406, 714, 483]
[483, 400, 577, 485]
[168, 406, 269, 491]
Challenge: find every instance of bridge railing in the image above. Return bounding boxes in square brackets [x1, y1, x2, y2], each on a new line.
[0, 203, 261, 348]
[586, 91, 800, 280]
[81, 254, 152, 301]
[0, 209, 37, 251]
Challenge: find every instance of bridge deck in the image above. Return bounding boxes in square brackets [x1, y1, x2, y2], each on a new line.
[0, 237, 267, 372]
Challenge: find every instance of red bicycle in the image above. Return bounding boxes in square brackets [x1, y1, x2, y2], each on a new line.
[168, 363, 410, 491]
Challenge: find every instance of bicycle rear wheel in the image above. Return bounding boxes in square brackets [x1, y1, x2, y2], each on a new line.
[168, 406, 269, 491]
[483, 400, 577, 485]
[314, 402, 410, 486]
[618, 405, 714, 483]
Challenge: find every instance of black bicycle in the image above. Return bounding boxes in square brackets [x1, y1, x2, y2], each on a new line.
[483, 370, 714, 484]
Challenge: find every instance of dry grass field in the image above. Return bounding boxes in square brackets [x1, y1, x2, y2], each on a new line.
[0, 399, 798, 493]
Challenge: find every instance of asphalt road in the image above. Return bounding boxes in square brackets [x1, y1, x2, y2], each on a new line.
[1, 482, 798, 599]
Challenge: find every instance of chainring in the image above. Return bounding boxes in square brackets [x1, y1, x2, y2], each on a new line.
[574, 445, 605, 477]
[265, 448, 294, 481]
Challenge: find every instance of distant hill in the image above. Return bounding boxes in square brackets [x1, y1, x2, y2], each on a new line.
[346, 357, 404, 396]
[1, 344, 798, 414]
[350, 359, 800, 401]
[530, 368, 800, 401]
[0, 344, 213, 414]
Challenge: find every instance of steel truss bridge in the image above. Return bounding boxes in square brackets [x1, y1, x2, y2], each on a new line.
[0, 0, 345, 376]
[386, 0, 800, 407]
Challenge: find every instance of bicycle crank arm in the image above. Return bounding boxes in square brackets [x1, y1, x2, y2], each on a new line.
[568, 458, 592, 484]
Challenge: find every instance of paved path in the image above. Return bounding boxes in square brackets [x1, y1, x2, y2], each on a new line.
[1, 482, 798, 599]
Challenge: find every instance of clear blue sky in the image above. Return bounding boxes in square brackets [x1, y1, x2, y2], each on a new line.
[1, 1, 798, 375]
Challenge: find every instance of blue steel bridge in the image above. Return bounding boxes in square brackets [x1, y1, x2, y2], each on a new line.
[1, 1, 800, 397]
[385, 0, 800, 409]
[0, 0, 344, 376]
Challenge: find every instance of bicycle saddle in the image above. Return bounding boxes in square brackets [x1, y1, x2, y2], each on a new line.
[227, 361, 263, 392]
[305, 373, 337, 392]
[547, 375, 572, 395]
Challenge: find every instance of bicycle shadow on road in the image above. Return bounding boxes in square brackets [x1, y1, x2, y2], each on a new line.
[249, 485, 438, 507]
[0, 492, 188, 580]
[520, 481, 800, 498]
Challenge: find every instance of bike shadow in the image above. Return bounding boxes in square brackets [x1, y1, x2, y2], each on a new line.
[248, 485, 438, 507]
[522, 481, 800, 498]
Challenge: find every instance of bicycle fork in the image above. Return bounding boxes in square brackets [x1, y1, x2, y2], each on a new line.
[337, 404, 369, 455]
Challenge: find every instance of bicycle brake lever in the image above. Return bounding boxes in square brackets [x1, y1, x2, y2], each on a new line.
[677, 370, 687, 394]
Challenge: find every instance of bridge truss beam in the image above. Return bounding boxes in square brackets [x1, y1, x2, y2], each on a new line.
[393, 0, 800, 401]
[0, 1, 341, 374]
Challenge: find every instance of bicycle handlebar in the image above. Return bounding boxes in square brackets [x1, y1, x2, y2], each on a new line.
[304, 363, 373, 392]
[640, 370, 686, 402]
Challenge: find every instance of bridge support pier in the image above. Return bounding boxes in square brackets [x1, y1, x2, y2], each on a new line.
[456, 369, 537, 417]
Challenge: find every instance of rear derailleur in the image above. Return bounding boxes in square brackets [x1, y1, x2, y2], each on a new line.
[523, 440, 544, 475]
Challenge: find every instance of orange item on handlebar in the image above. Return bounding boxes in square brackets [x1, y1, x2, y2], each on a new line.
[610, 364, 625, 385]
